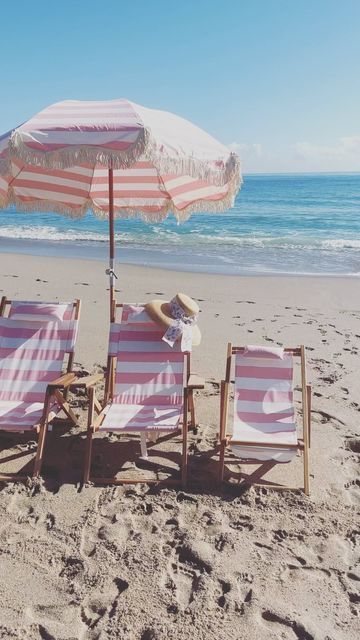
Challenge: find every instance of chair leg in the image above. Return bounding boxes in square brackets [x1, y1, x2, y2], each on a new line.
[307, 384, 312, 448]
[59, 401, 78, 426]
[83, 427, 93, 484]
[188, 390, 196, 431]
[84, 386, 95, 484]
[182, 430, 188, 489]
[181, 392, 188, 488]
[140, 432, 148, 459]
[303, 443, 310, 495]
[219, 440, 226, 484]
[33, 421, 48, 478]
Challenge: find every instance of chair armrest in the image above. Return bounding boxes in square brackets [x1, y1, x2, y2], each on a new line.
[70, 373, 104, 389]
[187, 373, 205, 390]
[47, 372, 77, 391]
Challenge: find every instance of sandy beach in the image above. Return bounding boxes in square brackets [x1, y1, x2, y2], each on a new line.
[0, 252, 359, 639]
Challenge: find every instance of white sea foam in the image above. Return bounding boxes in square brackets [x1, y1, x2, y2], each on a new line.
[0, 225, 109, 243]
[320, 238, 360, 249]
[1, 224, 360, 253]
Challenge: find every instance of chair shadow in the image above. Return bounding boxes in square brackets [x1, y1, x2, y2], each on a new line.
[0, 430, 38, 476]
[0, 419, 85, 492]
[187, 442, 296, 498]
[87, 430, 183, 485]
[0, 426, 298, 498]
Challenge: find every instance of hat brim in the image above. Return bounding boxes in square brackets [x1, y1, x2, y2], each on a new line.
[145, 300, 201, 347]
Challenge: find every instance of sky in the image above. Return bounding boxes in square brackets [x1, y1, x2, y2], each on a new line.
[1, 0, 359, 174]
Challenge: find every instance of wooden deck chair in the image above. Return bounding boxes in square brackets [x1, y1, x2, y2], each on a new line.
[0, 296, 81, 481]
[218, 344, 311, 494]
[83, 303, 203, 487]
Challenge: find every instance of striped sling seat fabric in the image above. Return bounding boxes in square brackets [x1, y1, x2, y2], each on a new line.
[0, 301, 78, 431]
[231, 345, 297, 463]
[101, 305, 185, 432]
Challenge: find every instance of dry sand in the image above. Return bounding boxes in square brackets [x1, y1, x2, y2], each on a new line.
[0, 253, 359, 640]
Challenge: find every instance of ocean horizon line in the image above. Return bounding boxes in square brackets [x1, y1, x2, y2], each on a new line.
[243, 170, 360, 176]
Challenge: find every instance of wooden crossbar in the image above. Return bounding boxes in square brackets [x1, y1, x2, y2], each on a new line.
[227, 439, 303, 449]
[232, 346, 302, 356]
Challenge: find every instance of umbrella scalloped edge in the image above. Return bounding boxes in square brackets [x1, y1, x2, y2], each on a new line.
[6, 131, 241, 189]
[145, 142, 241, 188]
[3, 168, 243, 222]
[8, 127, 150, 173]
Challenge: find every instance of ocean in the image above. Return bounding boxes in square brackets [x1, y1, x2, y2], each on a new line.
[1, 173, 360, 276]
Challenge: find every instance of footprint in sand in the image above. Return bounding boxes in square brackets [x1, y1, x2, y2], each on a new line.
[80, 578, 129, 638]
[261, 609, 314, 640]
[229, 514, 254, 532]
[217, 578, 231, 609]
[60, 556, 85, 581]
[163, 539, 215, 611]
[216, 575, 253, 614]
[146, 292, 164, 296]
[200, 509, 224, 536]
[214, 533, 228, 552]
[346, 438, 360, 454]
[26, 603, 82, 639]
[166, 561, 199, 609]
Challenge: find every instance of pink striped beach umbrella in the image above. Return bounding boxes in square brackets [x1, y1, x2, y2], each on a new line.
[0, 99, 242, 318]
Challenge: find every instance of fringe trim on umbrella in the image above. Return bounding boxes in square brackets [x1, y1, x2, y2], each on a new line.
[4, 190, 91, 219]
[8, 128, 150, 171]
[0, 159, 10, 176]
[146, 142, 242, 188]
[7, 127, 242, 190]
[3, 178, 241, 223]
[95, 169, 243, 222]
[2, 165, 242, 222]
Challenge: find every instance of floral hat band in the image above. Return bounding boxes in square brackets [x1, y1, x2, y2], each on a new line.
[144, 293, 201, 352]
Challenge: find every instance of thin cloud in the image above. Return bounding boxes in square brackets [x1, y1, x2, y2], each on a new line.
[295, 136, 360, 160]
[227, 137, 360, 173]
[228, 142, 263, 158]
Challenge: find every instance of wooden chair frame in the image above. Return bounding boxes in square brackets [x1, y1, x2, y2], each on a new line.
[0, 296, 81, 482]
[218, 343, 311, 495]
[80, 302, 200, 488]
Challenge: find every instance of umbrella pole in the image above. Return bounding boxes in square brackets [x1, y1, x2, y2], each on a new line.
[108, 167, 116, 321]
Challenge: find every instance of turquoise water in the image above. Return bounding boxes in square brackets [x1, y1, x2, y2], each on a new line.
[1, 173, 360, 275]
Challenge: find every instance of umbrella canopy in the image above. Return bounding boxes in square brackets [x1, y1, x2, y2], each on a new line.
[0, 98, 242, 316]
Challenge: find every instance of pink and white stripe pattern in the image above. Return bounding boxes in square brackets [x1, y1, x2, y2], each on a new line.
[0, 301, 78, 431]
[15, 99, 143, 156]
[101, 305, 185, 432]
[231, 346, 297, 462]
[0, 99, 241, 221]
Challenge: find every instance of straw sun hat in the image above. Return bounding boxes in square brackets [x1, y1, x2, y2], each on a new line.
[145, 293, 201, 348]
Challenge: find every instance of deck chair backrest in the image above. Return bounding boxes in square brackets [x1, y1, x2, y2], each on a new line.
[108, 304, 185, 406]
[233, 346, 296, 459]
[0, 300, 79, 403]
